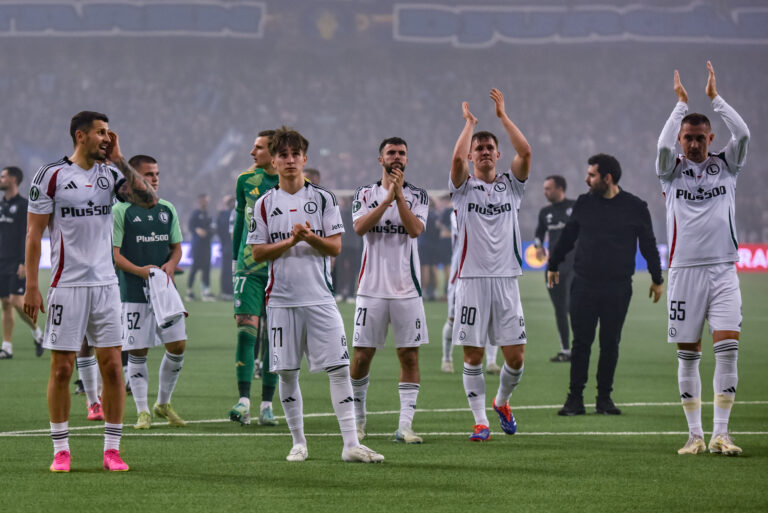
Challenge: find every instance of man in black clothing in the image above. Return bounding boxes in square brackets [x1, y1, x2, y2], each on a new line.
[534, 175, 576, 363]
[547, 154, 663, 416]
[216, 195, 235, 299]
[0, 166, 43, 359]
[187, 193, 214, 301]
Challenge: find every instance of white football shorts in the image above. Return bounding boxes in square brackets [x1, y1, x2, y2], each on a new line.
[667, 263, 742, 343]
[352, 296, 428, 348]
[452, 276, 527, 347]
[43, 284, 123, 351]
[122, 302, 187, 350]
[266, 303, 350, 373]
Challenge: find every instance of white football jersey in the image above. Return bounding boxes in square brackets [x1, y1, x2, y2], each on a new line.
[352, 181, 429, 298]
[28, 157, 125, 287]
[450, 172, 526, 278]
[247, 182, 344, 307]
[656, 96, 750, 268]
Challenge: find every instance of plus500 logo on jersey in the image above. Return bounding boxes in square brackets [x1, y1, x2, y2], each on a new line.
[136, 234, 169, 243]
[467, 203, 512, 215]
[370, 222, 408, 234]
[675, 186, 726, 201]
[60, 204, 112, 218]
[270, 229, 325, 242]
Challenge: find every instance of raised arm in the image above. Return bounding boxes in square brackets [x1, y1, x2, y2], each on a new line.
[490, 88, 531, 182]
[23, 212, 49, 322]
[106, 131, 158, 208]
[706, 61, 750, 171]
[657, 70, 689, 179]
[450, 102, 477, 189]
[353, 183, 396, 236]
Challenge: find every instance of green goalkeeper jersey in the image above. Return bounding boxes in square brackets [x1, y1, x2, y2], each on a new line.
[113, 199, 183, 303]
[233, 168, 279, 276]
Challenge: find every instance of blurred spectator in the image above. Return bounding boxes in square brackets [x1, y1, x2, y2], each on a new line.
[187, 194, 214, 301]
[217, 195, 236, 300]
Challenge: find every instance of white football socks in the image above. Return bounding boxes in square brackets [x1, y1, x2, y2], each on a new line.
[278, 370, 305, 446]
[713, 339, 738, 436]
[463, 363, 488, 426]
[677, 350, 703, 437]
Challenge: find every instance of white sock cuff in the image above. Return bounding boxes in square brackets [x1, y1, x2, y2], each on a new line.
[463, 362, 483, 375]
[127, 354, 147, 364]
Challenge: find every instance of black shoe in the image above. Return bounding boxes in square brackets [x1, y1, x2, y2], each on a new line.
[34, 340, 44, 357]
[0, 349, 13, 359]
[550, 351, 571, 362]
[558, 394, 585, 416]
[595, 396, 622, 415]
[74, 379, 85, 395]
[125, 382, 132, 396]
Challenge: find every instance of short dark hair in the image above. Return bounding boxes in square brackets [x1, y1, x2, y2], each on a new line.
[378, 137, 408, 154]
[69, 111, 109, 146]
[258, 129, 276, 139]
[128, 155, 157, 169]
[681, 113, 711, 130]
[268, 126, 309, 156]
[2, 166, 23, 185]
[587, 153, 622, 184]
[471, 131, 498, 148]
[545, 175, 566, 192]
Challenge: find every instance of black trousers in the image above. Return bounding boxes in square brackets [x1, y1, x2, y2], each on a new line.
[220, 247, 233, 295]
[568, 275, 632, 398]
[546, 265, 573, 351]
[188, 247, 211, 290]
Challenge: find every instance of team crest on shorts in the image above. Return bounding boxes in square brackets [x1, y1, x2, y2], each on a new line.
[459, 330, 466, 341]
[354, 332, 360, 341]
[669, 328, 677, 337]
[273, 353, 279, 367]
[50, 332, 57, 344]
[128, 335, 135, 345]
[235, 299, 242, 307]
[159, 211, 169, 224]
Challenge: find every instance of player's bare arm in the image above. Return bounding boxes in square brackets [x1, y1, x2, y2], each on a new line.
[23, 212, 49, 322]
[450, 102, 477, 189]
[490, 88, 532, 182]
[353, 181, 397, 236]
[106, 131, 158, 209]
[161, 242, 182, 282]
[673, 69, 688, 104]
[705, 61, 717, 100]
[657, 70, 690, 177]
[112, 246, 157, 280]
[251, 235, 297, 262]
[392, 175, 424, 238]
[294, 222, 342, 257]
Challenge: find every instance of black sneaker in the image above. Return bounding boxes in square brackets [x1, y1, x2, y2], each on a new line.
[550, 351, 571, 362]
[557, 394, 585, 416]
[34, 340, 44, 357]
[0, 349, 13, 359]
[74, 379, 85, 395]
[595, 396, 622, 415]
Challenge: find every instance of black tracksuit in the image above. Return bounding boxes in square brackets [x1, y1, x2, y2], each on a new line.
[535, 198, 576, 351]
[548, 189, 662, 398]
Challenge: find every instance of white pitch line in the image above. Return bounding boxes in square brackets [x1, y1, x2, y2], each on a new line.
[2, 400, 766, 437]
[1, 431, 767, 438]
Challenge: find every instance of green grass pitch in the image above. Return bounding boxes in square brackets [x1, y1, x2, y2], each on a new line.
[1, 271, 766, 512]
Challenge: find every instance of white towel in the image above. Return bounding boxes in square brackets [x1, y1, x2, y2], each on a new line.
[144, 268, 187, 329]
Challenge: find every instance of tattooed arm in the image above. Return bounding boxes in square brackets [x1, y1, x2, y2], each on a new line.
[106, 131, 158, 208]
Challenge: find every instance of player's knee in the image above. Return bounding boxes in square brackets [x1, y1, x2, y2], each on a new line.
[1, 298, 11, 312]
[51, 362, 74, 383]
[463, 347, 484, 366]
[129, 348, 149, 357]
[165, 340, 186, 354]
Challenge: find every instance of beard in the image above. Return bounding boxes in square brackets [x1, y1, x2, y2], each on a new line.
[589, 180, 608, 196]
[385, 162, 405, 174]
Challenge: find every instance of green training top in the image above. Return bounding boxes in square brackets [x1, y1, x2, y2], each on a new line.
[113, 198, 183, 303]
[233, 168, 279, 276]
